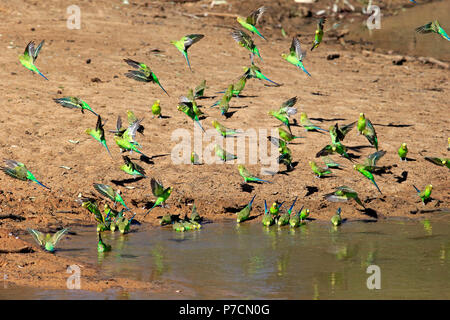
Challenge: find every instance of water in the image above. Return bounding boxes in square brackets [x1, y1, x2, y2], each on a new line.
[348, 1, 450, 61]
[1, 215, 450, 299]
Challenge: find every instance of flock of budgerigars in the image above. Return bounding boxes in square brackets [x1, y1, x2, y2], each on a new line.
[2, 5, 449, 253]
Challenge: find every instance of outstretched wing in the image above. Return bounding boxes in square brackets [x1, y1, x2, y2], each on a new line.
[316, 145, 333, 157]
[267, 136, 287, 149]
[365, 150, 386, 167]
[53, 97, 82, 109]
[27, 228, 45, 246]
[123, 58, 142, 69]
[231, 29, 253, 48]
[318, 17, 326, 31]
[184, 34, 204, 50]
[246, 6, 266, 26]
[2, 159, 28, 181]
[339, 121, 356, 137]
[290, 37, 305, 60]
[93, 183, 115, 201]
[126, 119, 144, 142]
[51, 228, 69, 245]
[151, 178, 165, 197]
[124, 70, 150, 82]
[415, 22, 433, 34]
[33, 40, 45, 61]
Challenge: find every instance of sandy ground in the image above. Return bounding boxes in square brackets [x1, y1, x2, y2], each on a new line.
[0, 0, 448, 292]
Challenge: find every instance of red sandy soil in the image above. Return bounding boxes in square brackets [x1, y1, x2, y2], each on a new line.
[0, 0, 448, 292]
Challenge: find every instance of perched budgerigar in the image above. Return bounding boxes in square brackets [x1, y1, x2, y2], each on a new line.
[214, 144, 237, 161]
[86, 115, 112, 158]
[211, 84, 234, 116]
[28, 228, 69, 252]
[309, 161, 332, 178]
[19, 40, 48, 80]
[331, 208, 342, 226]
[1, 159, 50, 190]
[398, 143, 408, 161]
[53, 97, 98, 116]
[238, 164, 271, 183]
[282, 37, 311, 77]
[415, 20, 450, 41]
[97, 232, 111, 253]
[237, 6, 267, 40]
[424, 157, 450, 169]
[269, 201, 284, 217]
[300, 112, 328, 132]
[289, 206, 305, 228]
[354, 164, 382, 194]
[236, 194, 256, 223]
[278, 197, 297, 226]
[311, 17, 326, 51]
[116, 211, 137, 234]
[191, 151, 201, 165]
[231, 29, 262, 61]
[213, 120, 239, 137]
[151, 100, 161, 118]
[316, 141, 353, 162]
[324, 186, 365, 208]
[120, 156, 146, 178]
[124, 58, 169, 96]
[190, 203, 202, 222]
[93, 183, 129, 210]
[357, 113, 366, 134]
[262, 200, 274, 226]
[171, 34, 205, 71]
[413, 184, 433, 204]
[143, 178, 173, 218]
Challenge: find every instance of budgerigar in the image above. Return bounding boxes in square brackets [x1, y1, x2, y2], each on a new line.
[357, 113, 366, 134]
[324, 186, 365, 208]
[262, 200, 274, 226]
[211, 84, 234, 116]
[171, 34, 205, 71]
[236, 194, 256, 223]
[231, 29, 262, 61]
[214, 144, 237, 161]
[93, 183, 129, 210]
[413, 184, 433, 204]
[86, 115, 112, 158]
[321, 156, 342, 169]
[151, 99, 161, 118]
[120, 155, 146, 177]
[1, 159, 50, 190]
[143, 178, 173, 218]
[269, 201, 284, 217]
[213, 120, 239, 137]
[331, 208, 342, 226]
[309, 161, 332, 178]
[217, 76, 247, 97]
[124, 58, 169, 96]
[300, 112, 328, 132]
[415, 20, 450, 41]
[19, 40, 48, 80]
[354, 164, 382, 194]
[191, 151, 201, 165]
[362, 119, 378, 150]
[237, 6, 267, 40]
[362, 150, 387, 172]
[194, 80, 208, 98]
[53, 97, 98, 116]
[282, 37, 311, 76]
[77, 197, 110, 232]
[289, 206, 305, 228]
[190, 203, 202, 222]
[329, 122, 356, 144]
[28, 228, 69, 252]
[316, 141, 353, 162]
[238, 164, 271, 183]
[278, 127, 303, 142]
[242, 64, 281, 86]
[177, 100, 205, 132]
[311, 17, 326, 51]
[424, 157, 450, 169]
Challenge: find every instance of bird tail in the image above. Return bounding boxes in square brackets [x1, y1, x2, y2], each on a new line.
[183, 51, 192, 72]
[372, 179, 382, 194]
[261, 75, 281, 86]
[255, 177, 272, 183]
[103, 142, 113, 159]
[38, 71, 49, 81]
[413, 185, 420, 193]
[299, 65, 311, 77]
[34, 179, 51, 190]
[248, 194, 256, 209]
[264, 200, 268, 215]
[143, 203, 157, 219]
[288, 196, 298, 214]
[158, 82, 170, 97]
[195, 119, 205, 132]
[87, 108, 98, 116]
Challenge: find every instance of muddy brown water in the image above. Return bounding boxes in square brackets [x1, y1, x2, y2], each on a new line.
[1, 214, 450, 299]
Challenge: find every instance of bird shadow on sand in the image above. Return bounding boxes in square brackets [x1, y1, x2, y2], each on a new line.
[358, 208, 378, 219]
[158, 115, 171, 119]
[347, 145, 374, 152]
[223, 111, 238, 119]
[230, 105, 249, 110]
[140, 153, 170, 164]
[310, 117, 346, 122]
[263, 83, 283, 88]
[196, 96, 216, 100]
[372, 167, 394, 176]
[394, 170, 408, 183]
[241, 184, 255, 193]
[403, 157, 417, 162]
[373, 122, 413, 128]
[111, 176, 145, 186]
[277, 162, 299, 175]
[305, 186, 319, 197]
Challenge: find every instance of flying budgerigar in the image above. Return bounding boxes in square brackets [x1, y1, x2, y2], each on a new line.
[143, 178, 173, 218]
[194, 80, 208, 98]
[28, 228, 69, 252]
[268, 97, 298, 133]
[415, 20, 450, 41]
[237, 194, 256, 223]
[231, 29, 262, 62]
[361, 150, 387, 172]
[278, 127, 303, 142]
[242, 63, 281, 86]
[217, 76, 247, 97]
[171, 34, 205, 71]
[324, 185, 365, 208]
[316, 141, 353, 162]
[114, 118, 148, 157]
[1, 159, 50, 190]
[357, 113, 378, 150]
[53, 97, 98, 116]
[238, 164, 271, 184]
[398, 143, 408, 161]
[19, 40, 48, 80]
[93, 183, 129, 210]
[120, 155, 146, 178]
[124, 58, 169, 96]
[300, 112, 328, 132]
[214, 144, 237, 161]
[212, 120, 239, 137]
[77, 197, 110, 232]
[354, 164, 382, 194]
[329, 122, 356, 144]
[413, 184, 433, 204]
[127, 110, 145, 136]
[321, 156, 343, 169]
[282, 37, 311, 76]
[86, 115, 112, 158]
[237, 6, 267, 40]
[311, 17, 326, 51]
[309, 160, 332, 178]
[211, 84, 234, 116]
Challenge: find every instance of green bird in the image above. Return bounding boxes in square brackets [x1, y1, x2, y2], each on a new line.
[278, 146, 294, 171]
[120, 155, 146, 178]
[311, 17, 326, 51]
[116, 211, 137, 234]
[415, 20, 450, 41]
[278, 128, 303, 142]
[290, 206, 305, 228]
[171, 34, 204, 71]
[236, 6, 267, 40]
[242, 63, 281, 86]
[357, 113, 366, 134]
[114, 120, 148, 157]
[361, 150, 387, 172]
[238, 164, 271, 183]
[268, 110, 292, 134]
[262, 200, 274, 226]
[93, 183, 129, 210]
[97, 232, 111, 253]
[321, 156, 342, 169]
[413, 184, 433, 204]
[282, 37, 311, 77]
[104, 203, 120, 220]
[268, 97, 298, 133]
[123, 58, 169, 96]
[424, 157, 450, 169]
[231, 29, 262, 61]
[316, 141, 353, 162]
[354, 164, 382, 194]
[362, 119, 378, 150]
[53, 96, 98, 116]
[324, 185, 365, 208]
[194, 80, 208, 98]
[28, 228, 69, 252]
[329, 122, 356, 144]
[77, 197, 110, 232]
[177, 101, 205, 132]
[300, 112, 327, 132]
[398, 143, 408, 161]
[173, 222, 185, 232]
[309, 161, 332, 178]
[331, 208, 342, 226]
[127, 110, 145, 136]
[236, 194, 256, 223]
[269, 201, 284, 216]
[19, 40, 48, 80]
[217, 76, 247, 97]
[299, 207, 310, 221]
[214, 144, 237, 161]
[268, 136, 288, 154]
[143, 178, 173, 218]
[151, 99, 161, 118]
[185, 88, 204, 117]
[159, 213, 173, 226]
[191, 151, 201, 165]
[86, 115, 112, 158]
[212, 120, 239, 137]
[1, 159, 50, 190]
[190, 203, 202, 222]
[278, 197, 297, 226]
[211, 84, 234, 116]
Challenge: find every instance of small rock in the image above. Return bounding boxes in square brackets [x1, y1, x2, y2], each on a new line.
[86, 59, 91, 64]
[327, 53, 340, 60]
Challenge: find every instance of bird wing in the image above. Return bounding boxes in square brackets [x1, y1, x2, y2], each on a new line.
[280, 96, 298, 112]
[316, 145, 333, 157]
[415, 22, 434, 34]
[33, 40, 45, 61]
[51, 228, 69, 245]
[246, 6, 266, 26]
[194, 80, 207, 97]
[123, 58, 142, 70]
[184, 34, 204, 50]
[24, 41, 35, 59]
[151, 178, 165, 197]
[365, 150, 386, 166]
[268, 136, 286, 149]
[127, 111, 138, 125]
[424, 157, 445, 166]
[93, 183, 115, 201]
[27, 228, 45, 246]
[53, 97, 82, 109]
[126, 119, 144, 141]
[336, 185, 357, 194]
[124, 70, 150, 82]
[339, 121, 356, 137]
[290, 37, 305, 60]
[231, 29, 253, 48]
[363, 119, 377, 141]
[2, 160, 28, 181]
[318, 17, 326, 31]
